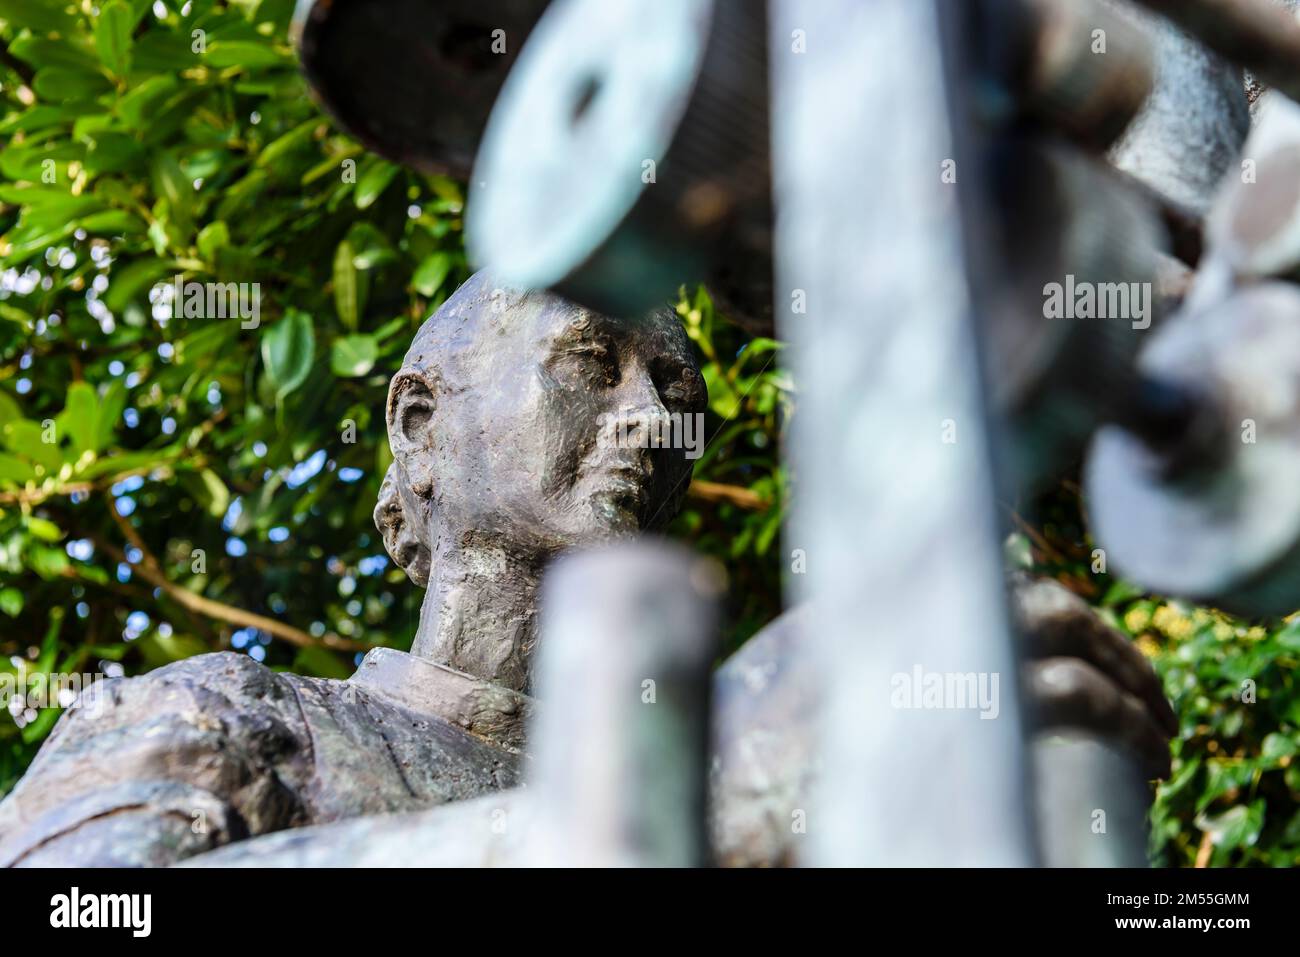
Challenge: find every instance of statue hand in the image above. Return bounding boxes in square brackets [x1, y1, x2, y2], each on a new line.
[1010, 574, 1179, 780]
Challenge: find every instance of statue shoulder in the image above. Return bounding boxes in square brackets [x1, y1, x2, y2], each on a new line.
[0, 650, 525, 866]
[0, 652, 313, 866]
[30, 651, 308, 773]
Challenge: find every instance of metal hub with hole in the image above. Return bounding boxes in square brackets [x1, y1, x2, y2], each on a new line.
[1086, 283, 1300, 616]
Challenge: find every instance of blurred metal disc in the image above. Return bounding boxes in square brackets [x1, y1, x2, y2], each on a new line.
[1086, 283, 1300, 617]
[293, 0, 549, 179]
[467, 0, 769, 324]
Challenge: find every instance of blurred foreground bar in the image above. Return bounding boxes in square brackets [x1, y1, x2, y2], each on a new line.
[771, 0, 1034, 865]
[525, 542, 721, 867]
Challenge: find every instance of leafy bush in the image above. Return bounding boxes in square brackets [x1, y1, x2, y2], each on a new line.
[1010, 487, 1300, 867]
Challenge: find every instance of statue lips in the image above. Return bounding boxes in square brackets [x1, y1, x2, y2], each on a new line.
[589, 457, 654, 528]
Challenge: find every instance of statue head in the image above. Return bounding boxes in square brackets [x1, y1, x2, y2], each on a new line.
[374, 271, 707, 588]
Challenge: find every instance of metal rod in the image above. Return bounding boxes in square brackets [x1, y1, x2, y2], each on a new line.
[525, 541, 721, 866]
[772, 0, 1035, 866]
[1134, 0, 1300, 105]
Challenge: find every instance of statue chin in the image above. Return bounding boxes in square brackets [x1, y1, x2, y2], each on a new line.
[588, 487, 653, 535]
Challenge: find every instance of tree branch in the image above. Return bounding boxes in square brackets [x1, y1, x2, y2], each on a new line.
[688, 478, 768, 511]
[103, 497, 371, 653]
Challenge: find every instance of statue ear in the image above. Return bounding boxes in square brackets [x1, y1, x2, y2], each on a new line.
[386, 370, 438, 499]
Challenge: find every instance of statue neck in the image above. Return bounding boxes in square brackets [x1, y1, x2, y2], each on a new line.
[411, 536, 543, 694]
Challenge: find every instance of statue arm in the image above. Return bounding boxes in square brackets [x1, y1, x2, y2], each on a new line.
[711, 578, 1178, 866]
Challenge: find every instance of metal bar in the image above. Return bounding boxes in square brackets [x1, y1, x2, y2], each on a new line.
[771, 0, 1034, 866]
[1133, 0, 1300, 105]
[525, 542, 721, 866]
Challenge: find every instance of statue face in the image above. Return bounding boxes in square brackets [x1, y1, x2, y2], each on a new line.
[386, 277, 706, 564]
[375, 466, 432, 586]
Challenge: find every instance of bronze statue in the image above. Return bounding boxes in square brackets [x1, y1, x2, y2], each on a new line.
[0, 272, 702, 865]
[0, 273, 1174, 867]
[374, 271, 703, 689]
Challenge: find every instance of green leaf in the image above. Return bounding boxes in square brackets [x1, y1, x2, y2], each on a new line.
[28, 545, 69, 580]
[26, 516, 62, 542]
[0, 144, 61, 183]
[1262, 733, 1298, 765]
[0, 186, 105, 221]
[5, 420, 62, 475]
[215, 168, 268, 219]
[96, 381, 128, 451]
[9, 36, 100, 72]
[0, 0, 78, 34]
[137, 631, 210, 668]
[151, 151, 192, 232]
[178, 321, 238, 362]
[1195, 801, 1265, 852]
[0, 453, 35, 485]
[78, 208, 139, 237]
[204, 40, 292, 70]
[83, 131, 145, 174]
[94, 1, 134, 77]
[64, 381, 98, 454]
[412, 251, 452, 297]
[0, 588, 22, 618]
[32, 66, 113, 101]
[333, 240, 359, 330]
[1277, 619, 1300, 651]
[132, 30, 198, 72]
[1101, 578, 1146, 608]
[0, 103, 79, 135]
[331, 335, 378, 378]
[703, 365, 741, 419]
[104, 258, 174, 313]
[261, 311, 315, 401]
[116, 74, 178, 129]
[354, 160, 398, 209]
[1160, 756, 1202, 802]
[345, 222, 395, 270]
[0, 304, 32, 328]
[0, 391, 22, 429]
[147, 218, 169, 256]
[197, 220, 230, 260]
[255, 119, 316, 169]
[77, 448, 177, 481]
[754, 508, 781, 555]
[196, 468, 229, 519]
[72, 111, 113, 139]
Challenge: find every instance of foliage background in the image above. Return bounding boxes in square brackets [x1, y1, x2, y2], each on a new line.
[0, 0, 1293, 867]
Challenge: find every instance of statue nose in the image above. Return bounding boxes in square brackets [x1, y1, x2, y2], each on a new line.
[611, 369, 673, 446]
[613, 403, 674, 450]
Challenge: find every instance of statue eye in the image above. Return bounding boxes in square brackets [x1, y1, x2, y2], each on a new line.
[567, 341, 615, 377]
